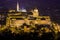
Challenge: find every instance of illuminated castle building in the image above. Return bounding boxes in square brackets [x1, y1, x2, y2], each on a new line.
[0, 1, 60, 35]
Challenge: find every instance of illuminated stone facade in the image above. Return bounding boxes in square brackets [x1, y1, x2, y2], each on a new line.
[0, 9, 60, 35]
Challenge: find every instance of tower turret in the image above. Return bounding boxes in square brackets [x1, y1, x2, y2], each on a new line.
[31, 8, 39, 17]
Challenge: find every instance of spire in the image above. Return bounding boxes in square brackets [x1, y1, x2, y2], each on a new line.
[17, 1, 20, 11]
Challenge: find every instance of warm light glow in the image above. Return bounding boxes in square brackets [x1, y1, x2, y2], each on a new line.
[34, 9, 38, 12]
[24, 26, 30, 32]
[11, 20, 25, 27]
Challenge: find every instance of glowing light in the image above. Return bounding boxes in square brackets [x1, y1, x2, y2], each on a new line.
[34, 9, 38, 12]
[35, 21, 38, 24]
[17, 1, 20, 11]
[21, 9, 27, 12]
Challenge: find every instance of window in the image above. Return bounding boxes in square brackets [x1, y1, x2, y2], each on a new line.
[28, 17, 36, 20]
[41, 18, 46, 20]
[11, 18, 24, 20]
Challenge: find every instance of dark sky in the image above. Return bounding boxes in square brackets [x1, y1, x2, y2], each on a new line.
[0, 0, 60, 13]
[0, 0, 60, 15]
[0, 0, 60, 9]
[0, 0, 60, 23]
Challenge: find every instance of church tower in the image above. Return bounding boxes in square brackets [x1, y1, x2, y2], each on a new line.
[17, 1, 20, 12]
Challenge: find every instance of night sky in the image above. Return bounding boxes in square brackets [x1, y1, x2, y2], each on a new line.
[0, 0, 60, 23]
